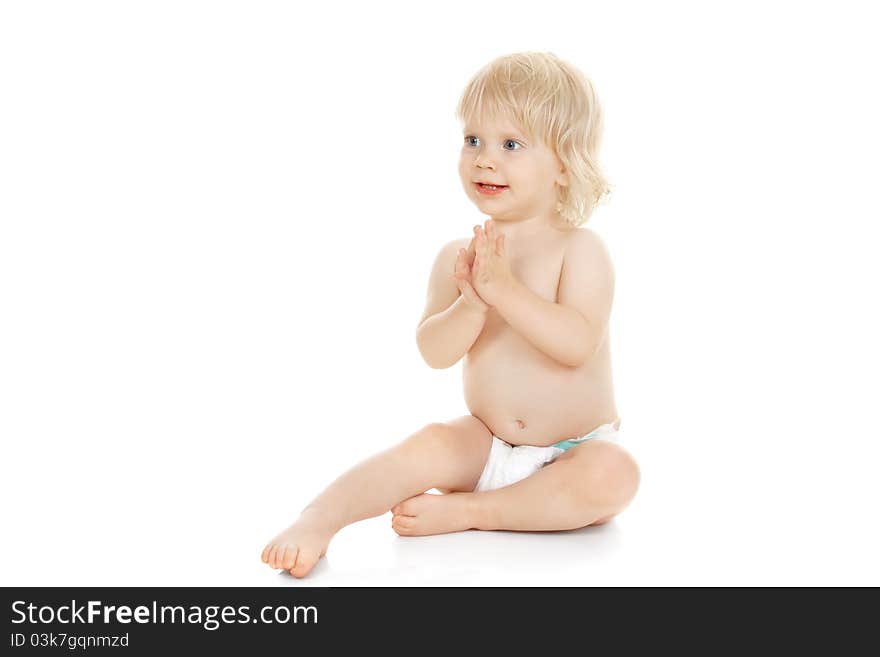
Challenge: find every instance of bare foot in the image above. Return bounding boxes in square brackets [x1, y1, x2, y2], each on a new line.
[391, 492, 479, 536]
[261, 508, 338, 578]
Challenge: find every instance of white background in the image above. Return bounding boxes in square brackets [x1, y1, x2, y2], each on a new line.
[1, 0, 878, 586]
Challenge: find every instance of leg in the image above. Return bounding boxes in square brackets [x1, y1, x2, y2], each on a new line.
[392, 439, 639, 535]
[261, 415, 493, 577]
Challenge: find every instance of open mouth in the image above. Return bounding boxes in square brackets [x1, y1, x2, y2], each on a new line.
[475, 182, 508, 194]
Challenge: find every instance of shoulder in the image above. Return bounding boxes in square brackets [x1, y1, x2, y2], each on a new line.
[432, 237, 471, 276]
[562, 227, 615, 280]
[428, 237, 470, 268]
[441, 236, 472, 256]
[448, 236, 472, 253]
[557, 226, 615, 318]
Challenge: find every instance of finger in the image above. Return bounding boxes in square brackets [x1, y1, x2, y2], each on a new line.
[466, 240, 476, 265]
[495, 234, 504, 256]
[476, 226, 486, 252]
[458, 248, 475, 272]
[479, 229, 492, 260]
[459, 247, 473, 269]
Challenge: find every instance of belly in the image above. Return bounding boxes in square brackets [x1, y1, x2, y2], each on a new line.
[462, 325, 618, 447]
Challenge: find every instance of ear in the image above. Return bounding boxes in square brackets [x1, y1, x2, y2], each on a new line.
[556, 166, 570, 188]
[554, 151, 570, 187]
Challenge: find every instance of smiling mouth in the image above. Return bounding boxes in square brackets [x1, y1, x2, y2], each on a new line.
[475, 183, 508, 191]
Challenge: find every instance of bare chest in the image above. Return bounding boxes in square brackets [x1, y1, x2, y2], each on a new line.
[490, 240, 567, 325]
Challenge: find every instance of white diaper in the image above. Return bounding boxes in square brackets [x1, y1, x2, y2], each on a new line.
[473, 419, 621, 493]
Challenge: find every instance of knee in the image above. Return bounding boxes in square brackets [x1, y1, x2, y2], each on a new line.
[572, 444, 641, 513]
[598, 447, 640, 511]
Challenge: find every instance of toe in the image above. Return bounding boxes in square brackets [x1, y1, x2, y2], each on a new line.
[290, 549, 320, 578]
[393, 523, 412, 536]
[261, 545, 271, 563]
[396, 498, 418, 515]
[269, 545, 280, 569]
[392, 515, 414, 536]
[281, 546, 299, 570]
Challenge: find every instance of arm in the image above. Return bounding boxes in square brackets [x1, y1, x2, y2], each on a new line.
[493, 279, 590, 368]
[417, 295, 488, 369]
[493, 230, 614, 368]
[416, 239, 488, 369]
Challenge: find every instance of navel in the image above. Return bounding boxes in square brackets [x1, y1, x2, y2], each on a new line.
[515, 419, 525, 430]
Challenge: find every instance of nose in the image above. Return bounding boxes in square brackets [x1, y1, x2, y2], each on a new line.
[474, 153, 495, 170]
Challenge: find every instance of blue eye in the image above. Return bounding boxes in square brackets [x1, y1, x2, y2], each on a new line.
[463, 135, 522, 150]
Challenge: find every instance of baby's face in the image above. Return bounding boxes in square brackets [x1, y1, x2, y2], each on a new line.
[458, 113, 568, 222]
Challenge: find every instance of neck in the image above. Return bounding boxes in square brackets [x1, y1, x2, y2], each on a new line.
[490, 211, 567, 242]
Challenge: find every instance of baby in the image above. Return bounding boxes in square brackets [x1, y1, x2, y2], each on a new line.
[262, 51, 640, 578]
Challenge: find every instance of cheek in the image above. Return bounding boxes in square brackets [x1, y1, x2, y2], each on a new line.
[522, 167, 552, 190]
[458, 157, 473, 181]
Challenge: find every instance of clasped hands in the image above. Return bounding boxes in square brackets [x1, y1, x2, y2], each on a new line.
[454, 219, 515, 312]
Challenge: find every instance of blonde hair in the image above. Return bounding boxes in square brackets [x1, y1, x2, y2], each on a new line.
[455, 51, 611, 226]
